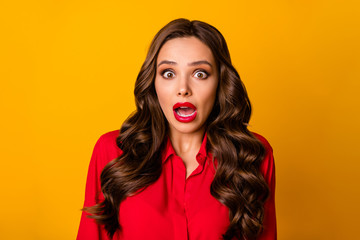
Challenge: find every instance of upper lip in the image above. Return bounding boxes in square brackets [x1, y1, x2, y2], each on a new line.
[173, 102, 197, 110]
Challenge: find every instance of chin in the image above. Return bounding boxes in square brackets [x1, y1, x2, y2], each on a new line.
[170, 121, 205, 135]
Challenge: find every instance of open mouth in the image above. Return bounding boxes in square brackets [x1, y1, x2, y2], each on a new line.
[175, 107, 196, 117]
[173, 102, 197, 123]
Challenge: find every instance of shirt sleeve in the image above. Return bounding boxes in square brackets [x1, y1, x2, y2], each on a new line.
[253, 133, 277, 240]
[77, 131, 122, 240]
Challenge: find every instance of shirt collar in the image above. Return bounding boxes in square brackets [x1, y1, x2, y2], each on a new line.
[162, 132, 208, 165]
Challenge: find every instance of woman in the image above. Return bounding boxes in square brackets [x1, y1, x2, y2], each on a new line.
[77, 18, 276, 240]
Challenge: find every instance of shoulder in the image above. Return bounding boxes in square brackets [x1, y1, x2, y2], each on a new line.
[91, 130, 123, 167]
[95, 129, 120, 148]
[250, 132, 275, 180]
[251, 132, 273, 153]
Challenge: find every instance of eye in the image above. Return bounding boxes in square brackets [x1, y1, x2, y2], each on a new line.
[161, 70, 175, 79]
[194, 70, 209, 79]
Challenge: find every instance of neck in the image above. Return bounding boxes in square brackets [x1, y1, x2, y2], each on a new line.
[168, 126, 206, 156]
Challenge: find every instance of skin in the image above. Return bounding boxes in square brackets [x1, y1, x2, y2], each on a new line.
[154, 36, 219, 178]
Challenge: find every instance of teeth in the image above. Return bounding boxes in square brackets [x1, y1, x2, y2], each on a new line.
[176, 109, 196, 117]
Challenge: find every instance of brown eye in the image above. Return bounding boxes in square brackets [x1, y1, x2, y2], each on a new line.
[162, 70, 175, 79]
[194, 70, 208, 79]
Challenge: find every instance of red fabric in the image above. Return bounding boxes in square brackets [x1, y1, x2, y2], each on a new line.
[77, 130, 277, 240]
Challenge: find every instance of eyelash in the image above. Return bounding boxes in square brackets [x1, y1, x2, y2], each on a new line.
[160, 69, 210, 79]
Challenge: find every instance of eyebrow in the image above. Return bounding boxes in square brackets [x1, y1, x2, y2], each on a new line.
[157, 60, 213, 68]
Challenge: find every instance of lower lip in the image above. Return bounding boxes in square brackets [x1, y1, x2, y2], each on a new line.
[173, 110, 197, 123]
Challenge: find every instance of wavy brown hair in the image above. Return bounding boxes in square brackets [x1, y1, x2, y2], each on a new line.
[83, 18, 269, 240]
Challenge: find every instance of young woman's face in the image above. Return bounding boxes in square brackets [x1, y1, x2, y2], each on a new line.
[155, 36, 219, 136]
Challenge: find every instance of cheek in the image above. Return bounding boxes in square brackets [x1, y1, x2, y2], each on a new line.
[155, 80, 170, 113]
[201, 84, 218, 112]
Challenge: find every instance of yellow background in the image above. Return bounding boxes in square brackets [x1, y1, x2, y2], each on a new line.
[1, 0, 359, 239]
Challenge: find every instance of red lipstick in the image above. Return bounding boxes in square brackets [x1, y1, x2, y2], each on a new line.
[173, 102, 197, 123]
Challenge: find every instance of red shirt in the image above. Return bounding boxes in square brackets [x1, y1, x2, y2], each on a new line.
[77, 130, 277, 240]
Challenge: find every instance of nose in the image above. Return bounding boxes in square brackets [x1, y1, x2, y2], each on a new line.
[177, 76, 192, 97]
[177, 88, 190, 96]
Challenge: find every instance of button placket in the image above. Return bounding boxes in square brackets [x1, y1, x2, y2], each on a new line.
[172, 155, 188, 240]
[184, 172, 191, 240]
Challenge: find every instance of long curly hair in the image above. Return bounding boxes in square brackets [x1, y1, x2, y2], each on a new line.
[83, 18, 269, 240]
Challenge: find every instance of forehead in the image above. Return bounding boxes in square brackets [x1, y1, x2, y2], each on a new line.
[157, 37, 215, 64]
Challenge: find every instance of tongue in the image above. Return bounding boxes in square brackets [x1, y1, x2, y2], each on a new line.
[177, 107, 194, 115]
